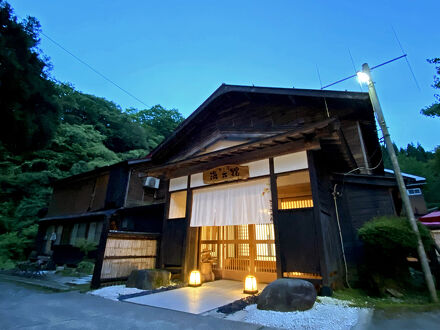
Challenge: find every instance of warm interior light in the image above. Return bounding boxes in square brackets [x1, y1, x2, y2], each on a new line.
[356, 71, 370, 84]
[243, 275, 258, 294]
[189, 270, 201, 287]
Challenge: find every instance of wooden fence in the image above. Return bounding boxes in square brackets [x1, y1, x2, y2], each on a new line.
[100, 231, 159, 281]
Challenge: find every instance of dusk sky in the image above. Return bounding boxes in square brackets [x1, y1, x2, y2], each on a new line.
[9, 1, 440, 150]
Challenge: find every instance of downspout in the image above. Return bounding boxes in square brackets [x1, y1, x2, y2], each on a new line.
[332, 184, 351, 288]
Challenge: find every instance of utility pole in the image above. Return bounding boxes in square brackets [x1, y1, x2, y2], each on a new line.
[360, 63, 438, 302]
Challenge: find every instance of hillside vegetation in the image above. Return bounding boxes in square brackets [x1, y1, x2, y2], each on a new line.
[0, 2, 183, 268]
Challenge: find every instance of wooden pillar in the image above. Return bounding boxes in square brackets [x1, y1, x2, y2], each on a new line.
[307, 150, 331, 289]
[91, 215, 110, 289]
[269, 157, 282, 279]
[182, 175, 195, 282]
[248, 224, 256, 275]
[159, 179, 170, 268]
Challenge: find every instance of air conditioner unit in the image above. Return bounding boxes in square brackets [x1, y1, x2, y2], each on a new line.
[143, 177, 160, 189]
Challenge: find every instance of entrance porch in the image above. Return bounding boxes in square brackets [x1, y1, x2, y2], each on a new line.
[124, 279, 267, 314]
[199, 224, 277, 283]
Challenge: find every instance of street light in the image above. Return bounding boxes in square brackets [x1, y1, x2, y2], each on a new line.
[356, 71, 370, 84]
[358, 63, 438, 303]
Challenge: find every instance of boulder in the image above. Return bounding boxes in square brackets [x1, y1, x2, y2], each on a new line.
[126, 269, 171, 290]
[257, 278, 317, 312]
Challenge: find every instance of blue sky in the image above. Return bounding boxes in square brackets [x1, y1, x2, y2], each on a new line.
[9, 1, 440, 150]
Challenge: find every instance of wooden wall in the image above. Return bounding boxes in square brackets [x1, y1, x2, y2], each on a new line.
[153, 92, 377, 166]
[105, 166, 130, 209]
[113, 204, 164, 233]
[47, 173, 109, 217]
[308, 150, 344, 289]
[336, 182, 396, 284]
[161, 217, 187, 267]
[277, 208, 320, 274]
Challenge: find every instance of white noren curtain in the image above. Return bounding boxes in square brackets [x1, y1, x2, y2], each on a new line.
[190, 178, 272, 227]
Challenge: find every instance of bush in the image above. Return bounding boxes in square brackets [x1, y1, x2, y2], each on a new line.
[77, 260, 95, 274]
[358, 216, 433, 255]
[357, 216, 434, 296]
[74, 238, 97, 255]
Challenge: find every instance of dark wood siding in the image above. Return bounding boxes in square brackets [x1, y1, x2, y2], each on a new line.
[113, 204, 164, 233]
[337, 182, 396, 283]
[47, 173, 109, 217]
[161, 218, 187, 266]
[126, 167, 145, 207]
[277, 208, 320, 274]
[308, 150, 344, 287]
[105, 166, 129, 209]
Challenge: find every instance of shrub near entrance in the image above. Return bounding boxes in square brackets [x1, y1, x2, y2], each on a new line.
[357, 216, 434, 295]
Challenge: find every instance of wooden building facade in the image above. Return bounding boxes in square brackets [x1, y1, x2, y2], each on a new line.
[135, 85, 398, 292]
[36, 84, 414, 292]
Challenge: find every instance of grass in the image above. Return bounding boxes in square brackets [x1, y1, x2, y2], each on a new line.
[333, 288, 440, 312]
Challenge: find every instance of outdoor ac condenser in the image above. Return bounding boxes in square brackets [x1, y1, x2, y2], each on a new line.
[143, 176, 160, 189]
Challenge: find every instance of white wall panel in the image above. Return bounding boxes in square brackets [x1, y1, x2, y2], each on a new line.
[169, 176, 188, 191]
[190, 172, 207, 188]
[242, 159, 270, 178]
[274, 151, 308, 174]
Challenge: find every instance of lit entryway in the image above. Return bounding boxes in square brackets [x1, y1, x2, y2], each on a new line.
[124, 280, 266, 314]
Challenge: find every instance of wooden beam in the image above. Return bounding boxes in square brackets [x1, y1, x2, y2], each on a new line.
[269, 157, 283, 279]
[149, 140, 321, 178]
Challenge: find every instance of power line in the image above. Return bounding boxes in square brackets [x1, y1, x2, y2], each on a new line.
[348, 48, 363, 92]
[321, 54, 407, 90]
[40, 31, 150, 108]
[391, 26, 421, 91]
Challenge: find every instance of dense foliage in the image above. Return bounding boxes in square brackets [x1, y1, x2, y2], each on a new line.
[0, 2, 184, 269]
[382, 143, 440, 209]
[421, 58, 440, 118]
[358, 216, 434, 295]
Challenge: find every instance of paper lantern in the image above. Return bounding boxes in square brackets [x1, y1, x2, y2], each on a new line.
[243, 275, 258, 294]
[189, 270, 201, 287]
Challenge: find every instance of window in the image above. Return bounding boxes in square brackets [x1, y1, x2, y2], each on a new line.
[276, 170, 313, 210]
[407, 188, 422, 196]
[168, 190, 187, 219]
[60, 225, 73, 245]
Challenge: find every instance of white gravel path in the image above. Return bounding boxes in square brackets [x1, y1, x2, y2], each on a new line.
[88, 285, 145, 301]
[217, 297, 369, 330]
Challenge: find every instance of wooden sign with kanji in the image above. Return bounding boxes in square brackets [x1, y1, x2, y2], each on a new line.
[203, 165, 249, 184]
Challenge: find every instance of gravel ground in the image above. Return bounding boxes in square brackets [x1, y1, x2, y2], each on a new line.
[211, 297, 369, 330]
[88, 285, 144, 301]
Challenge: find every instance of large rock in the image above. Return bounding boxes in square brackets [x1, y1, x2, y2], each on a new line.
[126, 269, 171, 290]
[257, 278, 317, 312]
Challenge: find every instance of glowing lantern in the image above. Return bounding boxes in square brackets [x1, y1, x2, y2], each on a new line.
[243, 275, 258, 294]
[189, 270, 201, 287]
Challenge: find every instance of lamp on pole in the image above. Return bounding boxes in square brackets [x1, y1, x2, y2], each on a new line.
[358, 63, 438, 302]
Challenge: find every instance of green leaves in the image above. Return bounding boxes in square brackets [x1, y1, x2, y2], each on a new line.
[358, 216, 433, 255]
[0, 1, 186, 268]
[0, 1, 61, 151]
[421, 58, 440, 118]
[382, 143, 440, 209]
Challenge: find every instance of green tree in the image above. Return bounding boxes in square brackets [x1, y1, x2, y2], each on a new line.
[0, 1, 60, 151]
[382, 144, 440, 209]
[421, 58, 440, 118]
[57, 84, 152, 153]
[127, 105, 184, 147]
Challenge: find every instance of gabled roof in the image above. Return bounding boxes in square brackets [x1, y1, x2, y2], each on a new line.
[150, 84, 372, 161]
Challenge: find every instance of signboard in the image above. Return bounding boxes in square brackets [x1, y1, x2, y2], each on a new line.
[203, 165, 249, 184]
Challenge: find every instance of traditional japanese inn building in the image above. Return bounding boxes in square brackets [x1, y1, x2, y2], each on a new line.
[36, 84, 414, 293]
